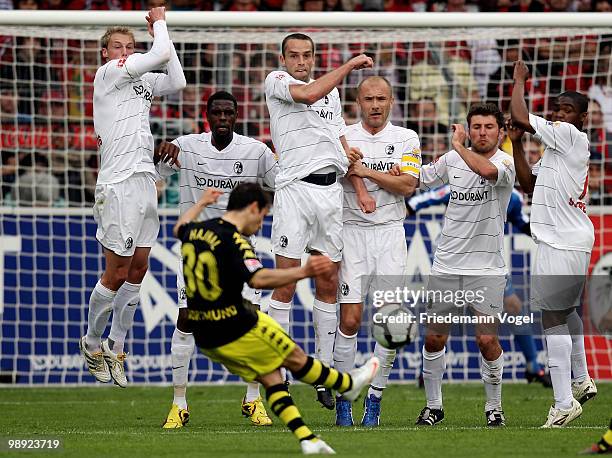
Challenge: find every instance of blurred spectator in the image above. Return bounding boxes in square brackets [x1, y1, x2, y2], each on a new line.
[588, 152, 612, 205]
[588, 57, 612, 133]
[427, 0, 480, 11]
[66, 40, 98, 121]
[0, 88, 32, 124]
[469, 39, 502, 98]
[225, 0, 258, 9]
[421, 132, 448, 163]
[594, 0, 612, 11]
[16, 0, 38, 8]
[497, 0, 545, 11]
[487, 40, 521, 112]
[0, 0, 12, 8]
[524, 136, 544, 166]
[11, 153, 62, 207]
[547, 0, 574, 11]
[301, 0, 324, 9]
[406, 98, 448, 139]
[586, 99, 610, 158]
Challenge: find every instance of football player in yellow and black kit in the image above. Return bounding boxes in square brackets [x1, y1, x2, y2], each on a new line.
[173, 182, 379, 455]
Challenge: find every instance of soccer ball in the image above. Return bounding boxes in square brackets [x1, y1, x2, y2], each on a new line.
[371, 303, 418, 349]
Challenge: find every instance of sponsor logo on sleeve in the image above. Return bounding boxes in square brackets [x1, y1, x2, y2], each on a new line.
[244, 258, 263, 273]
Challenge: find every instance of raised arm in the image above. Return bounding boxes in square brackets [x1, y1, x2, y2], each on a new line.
[289, 54, 373, 105]
[249, 255, 333, 289]
[123, 8, 172, 77]
[172, 188, 223, 237]
[510, 60, 536, 134]
[507, 120, 536, 194]
[450, 124, 498, 180]
[148, 42, 187, 96]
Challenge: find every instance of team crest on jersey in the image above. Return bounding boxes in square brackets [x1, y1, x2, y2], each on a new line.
[234, 161, 243, 174]
[385, 144, 395, 155]
[324, 95, 329, 105]
[479, 176, 487, 185]
[125, 237, 133, 250]
[279, 235, 288, 248]
[340, 282, 349, 296]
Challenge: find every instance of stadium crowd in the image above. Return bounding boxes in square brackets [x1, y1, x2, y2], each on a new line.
[0, 2, 610, 207]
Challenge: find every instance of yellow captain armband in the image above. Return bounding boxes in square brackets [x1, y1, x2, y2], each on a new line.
[400, 148, 421, 178]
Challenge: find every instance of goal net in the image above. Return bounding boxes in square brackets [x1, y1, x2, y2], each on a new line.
[0, 13, 611, 385]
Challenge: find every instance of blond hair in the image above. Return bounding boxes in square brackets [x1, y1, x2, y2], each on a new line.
[100, 27, 135, 49]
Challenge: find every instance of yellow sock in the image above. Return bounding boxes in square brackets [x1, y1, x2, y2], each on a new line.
[266, 384, 316, 442]
[292, 356, 352, 393]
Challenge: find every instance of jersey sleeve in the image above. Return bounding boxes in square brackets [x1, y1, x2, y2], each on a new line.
[140, 42, 186, 97]
[176, 221, 192, 241]
[230, 232, 264, 283]
[528, 113, 578, 156]
[400, 137, 422, 179]
[265, 71, 304, 103]
[258, 145, 279, 190]
[419, 152, 450, 191]
[489, 154, 515, 188]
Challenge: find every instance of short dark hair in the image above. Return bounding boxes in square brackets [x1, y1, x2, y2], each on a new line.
[467, 103, 504, 129]
[227, 183, 271, 211]
[558, 91, 589, 114]
[206, 91, 238, 114]
[281, 33, 315, 57]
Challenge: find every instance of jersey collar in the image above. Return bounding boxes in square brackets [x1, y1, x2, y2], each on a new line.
[359, 120, 393, 138]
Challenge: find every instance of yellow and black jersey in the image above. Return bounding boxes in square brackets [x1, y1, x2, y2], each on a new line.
[176, 218, 264, 348]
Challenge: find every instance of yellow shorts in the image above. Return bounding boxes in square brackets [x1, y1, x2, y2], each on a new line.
[200, 311, 296, 383]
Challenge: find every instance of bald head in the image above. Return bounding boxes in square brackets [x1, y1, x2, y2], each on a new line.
[357, 76, 394, 134]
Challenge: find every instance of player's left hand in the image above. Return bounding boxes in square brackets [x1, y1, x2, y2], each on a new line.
[451, 124, 467, 150]
[346, 146, 363, 164]
[357, 193, 376, 214]
[388, 164, 401, 176]
[155, 141, 181, 167]
[513, 60, 530, 83]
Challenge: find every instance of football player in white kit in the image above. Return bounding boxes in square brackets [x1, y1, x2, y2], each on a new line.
[155, 91, 279, 428]
[415, 103, 515, 428]
[332, 76, 420, 427]
[265, 33, 373, 409]
[511, 60, 597, 428]
[80, 7, 186, 387]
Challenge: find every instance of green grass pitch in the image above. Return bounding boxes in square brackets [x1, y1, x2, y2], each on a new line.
[0, 383, 609, 457]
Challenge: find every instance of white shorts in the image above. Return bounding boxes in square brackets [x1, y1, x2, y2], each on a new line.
[425, 269, 506, 317]
[272, 180, 343, 262]
[530, 242, 590, 311]
[93, 173, 159, 257]
[339, 225, 407, 304]
[177, 236, 262, 309]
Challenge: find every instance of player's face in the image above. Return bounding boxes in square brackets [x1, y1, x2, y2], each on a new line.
[556, 96, 587, 129]
[357, 80, 394, 130]
[280, 39, 314, 83]
[468, 115, 501, 155]
[243, 204, 269, 236]
[208, 100, 237, 140]
[103, 33, 135, 61]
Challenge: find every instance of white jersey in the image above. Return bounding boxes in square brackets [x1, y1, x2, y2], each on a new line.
[94, 20, 186, 185]
[420, 149, 515, 275]
[265, 70, 348, 189]
[156, 132, 278, 219]
[342, 122, 421, 227]
[529, 114, 594, 252]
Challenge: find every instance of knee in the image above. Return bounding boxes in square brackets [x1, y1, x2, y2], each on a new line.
[128, 263, 149, 284]
[339, 312, 361, 335]
[272, 283, 297, 303]
[476, 334, 499, 354]
[284, 346, 307, 373]
[102, 267, 129, 291]
[424, 334, 447, 353]
[315, 274, 338, 299]
[503, 295, 522, 315]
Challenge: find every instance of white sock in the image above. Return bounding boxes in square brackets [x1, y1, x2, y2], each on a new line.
[333, 328, 357, 374]
[422, 347, 445, 410]
[85, 281, 116, 352]
[481, 352, 504, 412]
[545, 325, 573, 410]
[566, 310, 589, 383]
[245, 382, 260, 402]
[108, 281, 141, 355]
[171, 327, 194, 410]
[369, 342, 396, 398]
[268, 299, 292, 334]
[313, 299, 337, 367]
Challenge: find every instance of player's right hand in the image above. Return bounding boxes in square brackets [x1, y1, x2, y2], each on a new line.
[513, 60, 529, 83]
[304, 254, 334, 278]
[349, 54, 374, 71]
[155, 141, 181, 167]
[146, 7, 166, 36]
[451, 124, 467, 150]
[388, 164, 401, 176]
[199, 188, 223, 206]
[347, 146, 363, 164]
